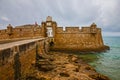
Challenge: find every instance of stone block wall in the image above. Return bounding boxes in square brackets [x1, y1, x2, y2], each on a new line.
[51, 26, 104, 52]
[0, 25, 42, 40]
[0, 38, 49, 80]
[0, 29, 9, 39]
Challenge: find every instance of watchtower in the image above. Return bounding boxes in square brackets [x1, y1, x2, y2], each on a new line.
[90, 23, 97, 33]
[41, 16, 57, 37]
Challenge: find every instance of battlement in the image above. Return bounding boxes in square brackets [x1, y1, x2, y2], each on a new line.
[56, 26, 99, 34]
[66, 27, 80, 33]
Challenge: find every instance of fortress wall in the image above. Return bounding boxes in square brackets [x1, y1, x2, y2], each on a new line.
[56, 27, 64, 33]
[16, 27, 42, 37]
[0, 38, 49, 80]
[33, 27, 42, 36]
[56, 27, 93, 33]
[52, 27, 104, 52]
[13, 28, 33, 38]
[57, 27, 80, 33]
[12, 28, 22, 38]
[65, 27, 80, 33]
[95, 28, 104, 46]
[0, 26, 42, 40]
[54, 33, 96, 49]
[81, 27, 91, 33]
[16, 28, 34, 38]
[0, 29, 9, 39]
[0, 29, 7, 33]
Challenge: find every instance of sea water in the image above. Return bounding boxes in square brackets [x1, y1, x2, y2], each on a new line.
[77, 37, 120, 80]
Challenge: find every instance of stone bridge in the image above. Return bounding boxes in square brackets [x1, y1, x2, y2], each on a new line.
[0, 38, 50, 80]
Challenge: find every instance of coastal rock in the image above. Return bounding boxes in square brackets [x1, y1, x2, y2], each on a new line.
[24, 51, 110, 80]
[35, 53, 55, 72]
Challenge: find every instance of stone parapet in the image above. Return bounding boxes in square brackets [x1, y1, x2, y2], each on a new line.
[0, 38, 49, 80]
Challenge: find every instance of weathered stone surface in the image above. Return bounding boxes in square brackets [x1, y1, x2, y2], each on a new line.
[0, 16, 110, 80]
[0, 38, 49, 80]
[35, 53, 55, 72]
[24, 51, 110, 80]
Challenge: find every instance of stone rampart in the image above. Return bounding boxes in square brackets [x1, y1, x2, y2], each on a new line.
[0, 38, 49, 80]
[51, 26, 106, 52]
[0, 25, 42, 40]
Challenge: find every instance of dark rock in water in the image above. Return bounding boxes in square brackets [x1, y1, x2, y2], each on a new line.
[89, 74, 110, 80]
[85, 66, 93, 70]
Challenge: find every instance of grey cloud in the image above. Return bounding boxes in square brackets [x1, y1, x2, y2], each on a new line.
[0, 0, 120, 32]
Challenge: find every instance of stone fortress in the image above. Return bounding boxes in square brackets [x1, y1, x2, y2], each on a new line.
[0, 16, 110, 80]
[0, 16, 108, 52]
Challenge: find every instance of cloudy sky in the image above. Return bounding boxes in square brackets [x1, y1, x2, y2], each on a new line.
[0, 0, 120, 36]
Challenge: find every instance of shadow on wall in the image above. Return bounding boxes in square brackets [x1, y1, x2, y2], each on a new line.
[13, 52, 21, 80]
[49, 41, 54, 46]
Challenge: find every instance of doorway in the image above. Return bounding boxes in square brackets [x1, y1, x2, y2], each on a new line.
[46, 27, 53, 37]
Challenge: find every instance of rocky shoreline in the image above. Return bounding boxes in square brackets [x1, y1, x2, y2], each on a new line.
[23, 51, 110, 80]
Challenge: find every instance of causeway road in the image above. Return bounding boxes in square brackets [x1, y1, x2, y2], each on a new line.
[0, 38, 45, 50]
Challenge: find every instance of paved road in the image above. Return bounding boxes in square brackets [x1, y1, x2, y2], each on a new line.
[0, 38, 45, 50]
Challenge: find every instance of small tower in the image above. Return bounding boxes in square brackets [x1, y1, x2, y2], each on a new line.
[7, 24, 13, 35]
[91, 23, 97, 28]
[41, 16, 57, 38]
[46, 16, 52, 21]
[90, 23, 97, 33]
